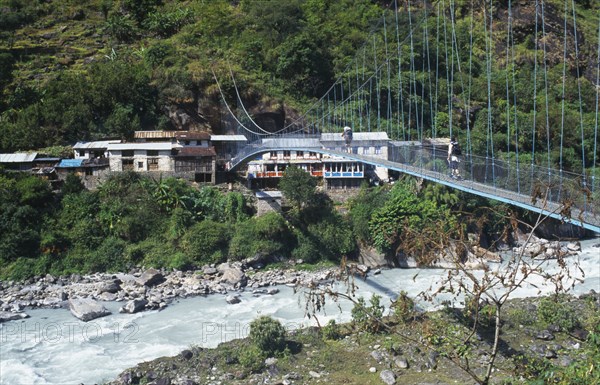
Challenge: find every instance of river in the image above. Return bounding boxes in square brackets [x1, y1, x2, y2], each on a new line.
[1, 238, 599, 384]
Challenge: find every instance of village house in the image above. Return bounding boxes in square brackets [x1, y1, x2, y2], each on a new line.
[246, 132, 390, 189]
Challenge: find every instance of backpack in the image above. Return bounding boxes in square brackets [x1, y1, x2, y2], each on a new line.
[452, 141, 462, 156]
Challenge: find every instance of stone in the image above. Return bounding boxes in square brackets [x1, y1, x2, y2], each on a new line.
[265, 357, 278, 366]
[120, 299, 148, 314]
[427, 351, 439, 370]
[536, 330, 555, 341]
[203, 267, 218, 275]
[566, 242, 581, 252]
[69, 298, 111, 322]
[266, 288, 279, 295]
[0, 311, 29, 323]
[379, 370, 396, 385]
[308, 371, 321, 378]
[220, 267, 247, 287]
[369, 367, 377, 373]
[370, 350, 384, 362]
[226, 295, 241, 304]
[180, 350, 193, 360]
[98, 280, 121, 294]
[394, 357, 409, 369]
[136, 269, 165, 287]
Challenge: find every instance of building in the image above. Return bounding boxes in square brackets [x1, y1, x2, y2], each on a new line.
[246, 132, 390, 189]
[0, 152, 38, 171]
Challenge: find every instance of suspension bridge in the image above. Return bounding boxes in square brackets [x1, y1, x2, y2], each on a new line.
[216, 0, 600, 234]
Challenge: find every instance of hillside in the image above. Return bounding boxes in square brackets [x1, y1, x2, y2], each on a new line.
[1, 0, 599, 173]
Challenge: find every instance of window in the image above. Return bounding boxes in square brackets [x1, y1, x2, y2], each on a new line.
[122, 159, 134, 171]
[309, 152, 317, 158]
[147, 150, 158, 156]
[374, 146, 381, 155]
[283, 150, 291, 158]
[78, 150, 85, 157]
[269, 151, 277, 158]
[296, 151, 304, 158]
[148, 158, 159, 171]
[122, 150, 134, 157]
[137, 161, 144, 169]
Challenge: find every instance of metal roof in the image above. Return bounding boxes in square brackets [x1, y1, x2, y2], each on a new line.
[0, 153, 38, 163]
[255, 190, 283, 199]
[57, 159, 84, 168]
[73, 140, 121, 150]
[211, 135, 248, 142]
[320, 132, 389, 141]
[262, 137, 322, 148]
[108, 142, 175, 151]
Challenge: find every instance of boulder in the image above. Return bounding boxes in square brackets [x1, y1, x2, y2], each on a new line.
[226, 295, 241, 304]
[0, 311, 29, 323]
[471, 246, 502, 262]
[120, 299, 148, 314]
[98, 280, 121, 294]
[136, 269, 165, 287]
[219, 267, 247, 287]
[379, 370, 396, 385]
[69, 298, 111, 322]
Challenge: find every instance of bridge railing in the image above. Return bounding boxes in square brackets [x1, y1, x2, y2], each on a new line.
[388, 144, 599, 226]
[229, 140, 598, 228]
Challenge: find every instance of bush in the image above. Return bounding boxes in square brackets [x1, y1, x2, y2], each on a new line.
[392, 291, 415, 323]
[180, 220, 230, 265]
[237, 345, 265, 373]
[228, 213, 292, 260]
[321, 319, 341, 341]
[249, 316, 287, 356]
[351, 294, 385, 333]
[537, 296, 580, 332]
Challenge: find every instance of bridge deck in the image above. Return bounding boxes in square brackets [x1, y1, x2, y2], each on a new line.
[230, 142, 599, 233]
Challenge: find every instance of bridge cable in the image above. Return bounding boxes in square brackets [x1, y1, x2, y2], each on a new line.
[531, 0, 539, 192]
[593, 6, 600, 200]
[395, 0, 406, 141]
[211, 68, 271, 138]
[571, 0, 587, 191]
[509, 0, 521, 194]
[467, 0, 475, 179]
[541, 0, 552, 186]
[228, 65, 277, 136]
[505, 0, 513, 189]
[559, 0, 568, 200]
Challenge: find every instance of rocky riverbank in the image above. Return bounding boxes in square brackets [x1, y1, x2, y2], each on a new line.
[0, 235, 585, 323]
[106, 292, 600, 385]
[0, 262, 341, 323]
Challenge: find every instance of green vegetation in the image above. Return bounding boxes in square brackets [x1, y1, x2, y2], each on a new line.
[0, 167, 514, 281]
[249, 316, 288, 357]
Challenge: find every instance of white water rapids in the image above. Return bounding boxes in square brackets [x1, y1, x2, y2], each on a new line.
[1, 239, 598, 385]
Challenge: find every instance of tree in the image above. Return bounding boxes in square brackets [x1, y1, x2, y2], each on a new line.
[279, 166, 317, 210]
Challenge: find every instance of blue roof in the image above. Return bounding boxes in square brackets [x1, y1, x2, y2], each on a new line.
[57, 159, 84, 168]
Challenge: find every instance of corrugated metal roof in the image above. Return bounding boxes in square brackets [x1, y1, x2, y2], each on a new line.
[262, 138, 321, 148]
[57, 159, 84, 168]
[108, 142, 174, 151]
[211, 135, 248, 142]
[256, 190, 282, 199]
[73, 140, 121, 149]
[0, 153, 38, 163]
[320, 132, 389, 141]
